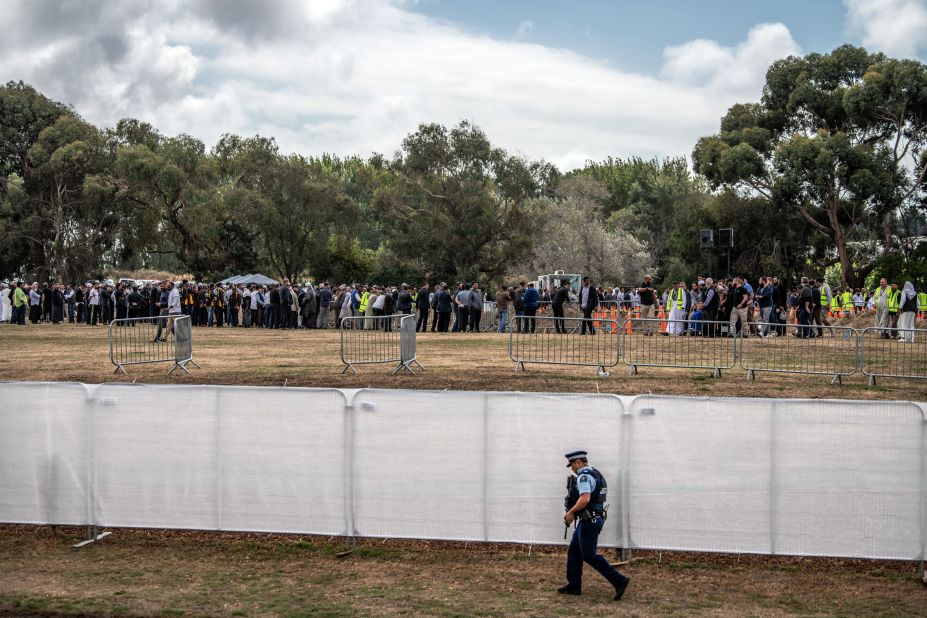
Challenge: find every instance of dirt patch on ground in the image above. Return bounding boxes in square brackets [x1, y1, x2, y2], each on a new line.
[0, 526, 923, 617]
[1, 323, 926, 400]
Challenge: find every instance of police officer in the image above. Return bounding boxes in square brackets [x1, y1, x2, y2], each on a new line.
[559, 450, 630, 601]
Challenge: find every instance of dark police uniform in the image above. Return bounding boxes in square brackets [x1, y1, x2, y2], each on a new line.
[560, 450, 630, 601]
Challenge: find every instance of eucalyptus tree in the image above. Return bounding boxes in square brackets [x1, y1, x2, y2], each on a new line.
[694, 45, 927, 286]
[374, 121, 558, 283]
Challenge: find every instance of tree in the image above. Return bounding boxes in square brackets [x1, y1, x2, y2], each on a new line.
[214, 135, 360, 282]
[374, 121, 558, 283]
[112, 121, 224, 278]
[0, 81, 70, 188]
[693, 45, 927, 286]
[0, 82, 71, 277]
[573, 157, 709, 280]
[524, 176, 651, 285]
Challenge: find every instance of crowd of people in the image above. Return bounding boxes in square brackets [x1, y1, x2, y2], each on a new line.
[1, 275, 925, 341]
[597, 275, 926, 341]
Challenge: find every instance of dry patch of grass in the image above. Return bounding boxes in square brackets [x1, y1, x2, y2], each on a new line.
[1, 323, 925, 401]
[0, 526, 923, 617]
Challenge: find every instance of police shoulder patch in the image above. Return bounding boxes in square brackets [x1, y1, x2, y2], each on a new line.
[578, 475, 589, 484]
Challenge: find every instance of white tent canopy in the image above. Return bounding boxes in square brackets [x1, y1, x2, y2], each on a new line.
[219, 273, 279, 286]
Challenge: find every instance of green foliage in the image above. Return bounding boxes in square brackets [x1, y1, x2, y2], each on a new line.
[869, 243, 927, 287]
[4, 64, 927, 287]
[694, 45, 927, 286]
[374, 121, 557, 283]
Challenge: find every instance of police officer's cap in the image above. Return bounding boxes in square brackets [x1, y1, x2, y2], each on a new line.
[565, 450, 587, 467]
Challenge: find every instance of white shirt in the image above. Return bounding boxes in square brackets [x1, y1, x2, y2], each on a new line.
[167, 288, 181, 314]
[372, 293, 387, 310]
[249, 292, 258, 310]
[89, 289, 100, 306]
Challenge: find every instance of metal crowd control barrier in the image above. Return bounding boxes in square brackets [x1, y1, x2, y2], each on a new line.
[509, 316, 620, 376]
[739, 322, 859, 384]
[109, 314, 199, 375]
[481, 301, 497, 332]
[860, 326, 927, 386]
[622, 318, 736, 377]
[340, 314, 423, 375]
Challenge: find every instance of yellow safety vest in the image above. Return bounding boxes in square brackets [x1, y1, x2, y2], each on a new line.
[359, 291, 370, 313]
[671, 288, 685, 310]
[918, 292, 927, 312]
[887, 289, 900, 313]
[842, 291, 853, 310]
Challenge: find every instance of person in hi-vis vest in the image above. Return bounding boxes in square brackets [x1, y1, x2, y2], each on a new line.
[666, 281, 688, 335]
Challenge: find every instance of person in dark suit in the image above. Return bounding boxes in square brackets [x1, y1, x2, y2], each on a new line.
[416, 283, 431, 332]
[434, 283, 453, 332]
[51, 284, 64, 324]
[579, 277, 597, 335]
[127, 286, 143, 325]
[552, 282, 571, 334]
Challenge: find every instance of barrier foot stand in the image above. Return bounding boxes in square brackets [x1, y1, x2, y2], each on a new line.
[596, 365, 610, 378]
[72, 528, 112, 548]
[392, 362, 416, 375]
[341, 364, 357, 375]
[168, 361, 191, 376]
[515, 361, 525, 373]
[336, 536, 357, 558]
[628, 365, 637, 376]
[188, 359, 201, 369]
[613, 547, 633, 566]
[712, 368, 721, 379]
[831, 374, 842, 385]
[411, 359, 425, 372]
[868, 374, 876, 387]
[746, 369, 756, 381]
[113, 364, 127, 376]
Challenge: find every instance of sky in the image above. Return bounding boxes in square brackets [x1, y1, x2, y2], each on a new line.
[3, 0, 927, 171]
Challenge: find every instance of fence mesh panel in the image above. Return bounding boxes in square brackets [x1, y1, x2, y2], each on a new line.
[622, 318, 736, 374]
[860, 327, 927, 384]
[739, 322, 858, 380]
[509, 316, 620, 372]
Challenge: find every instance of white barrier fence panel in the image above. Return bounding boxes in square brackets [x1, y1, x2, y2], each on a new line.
[0, 382, 91, 526]
[0, 383, 923, 565]
[349, 390, 624, 545]
[90, 384, 349, 535]
[628, 396, 925, 560]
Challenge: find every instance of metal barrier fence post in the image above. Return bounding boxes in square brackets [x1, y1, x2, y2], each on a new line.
[739, 322, 858, 384]
[860, 327, 927, 386]
[621, 318, 736, 377]
[399, 314, 424, 374]
[508, 315, 620, 376]
[340, 314, 421, 375]
[920, 404, 926, 585]
[109, 315, 198, 375]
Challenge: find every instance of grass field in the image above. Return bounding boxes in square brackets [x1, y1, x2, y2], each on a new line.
[1, 526, 924, 617]
[1, 322, 926, 617]
[1, 321, 925, 400]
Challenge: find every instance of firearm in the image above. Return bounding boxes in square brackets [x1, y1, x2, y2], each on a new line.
[563, 474, 577, 539]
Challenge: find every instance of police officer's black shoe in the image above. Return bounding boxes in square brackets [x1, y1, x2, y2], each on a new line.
[613, 576, 630, 601]
[557, 584, 581, 595]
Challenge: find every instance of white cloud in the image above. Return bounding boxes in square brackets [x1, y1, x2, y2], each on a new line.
[661, 23, 801, 96]
[0, 1, 803, 170]
[844, 0, 927, 58]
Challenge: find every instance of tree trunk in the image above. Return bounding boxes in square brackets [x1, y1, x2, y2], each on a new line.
[826, 202, 854, 287]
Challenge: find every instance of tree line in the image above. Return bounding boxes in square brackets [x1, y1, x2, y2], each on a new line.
[2, 45, 926, 288]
